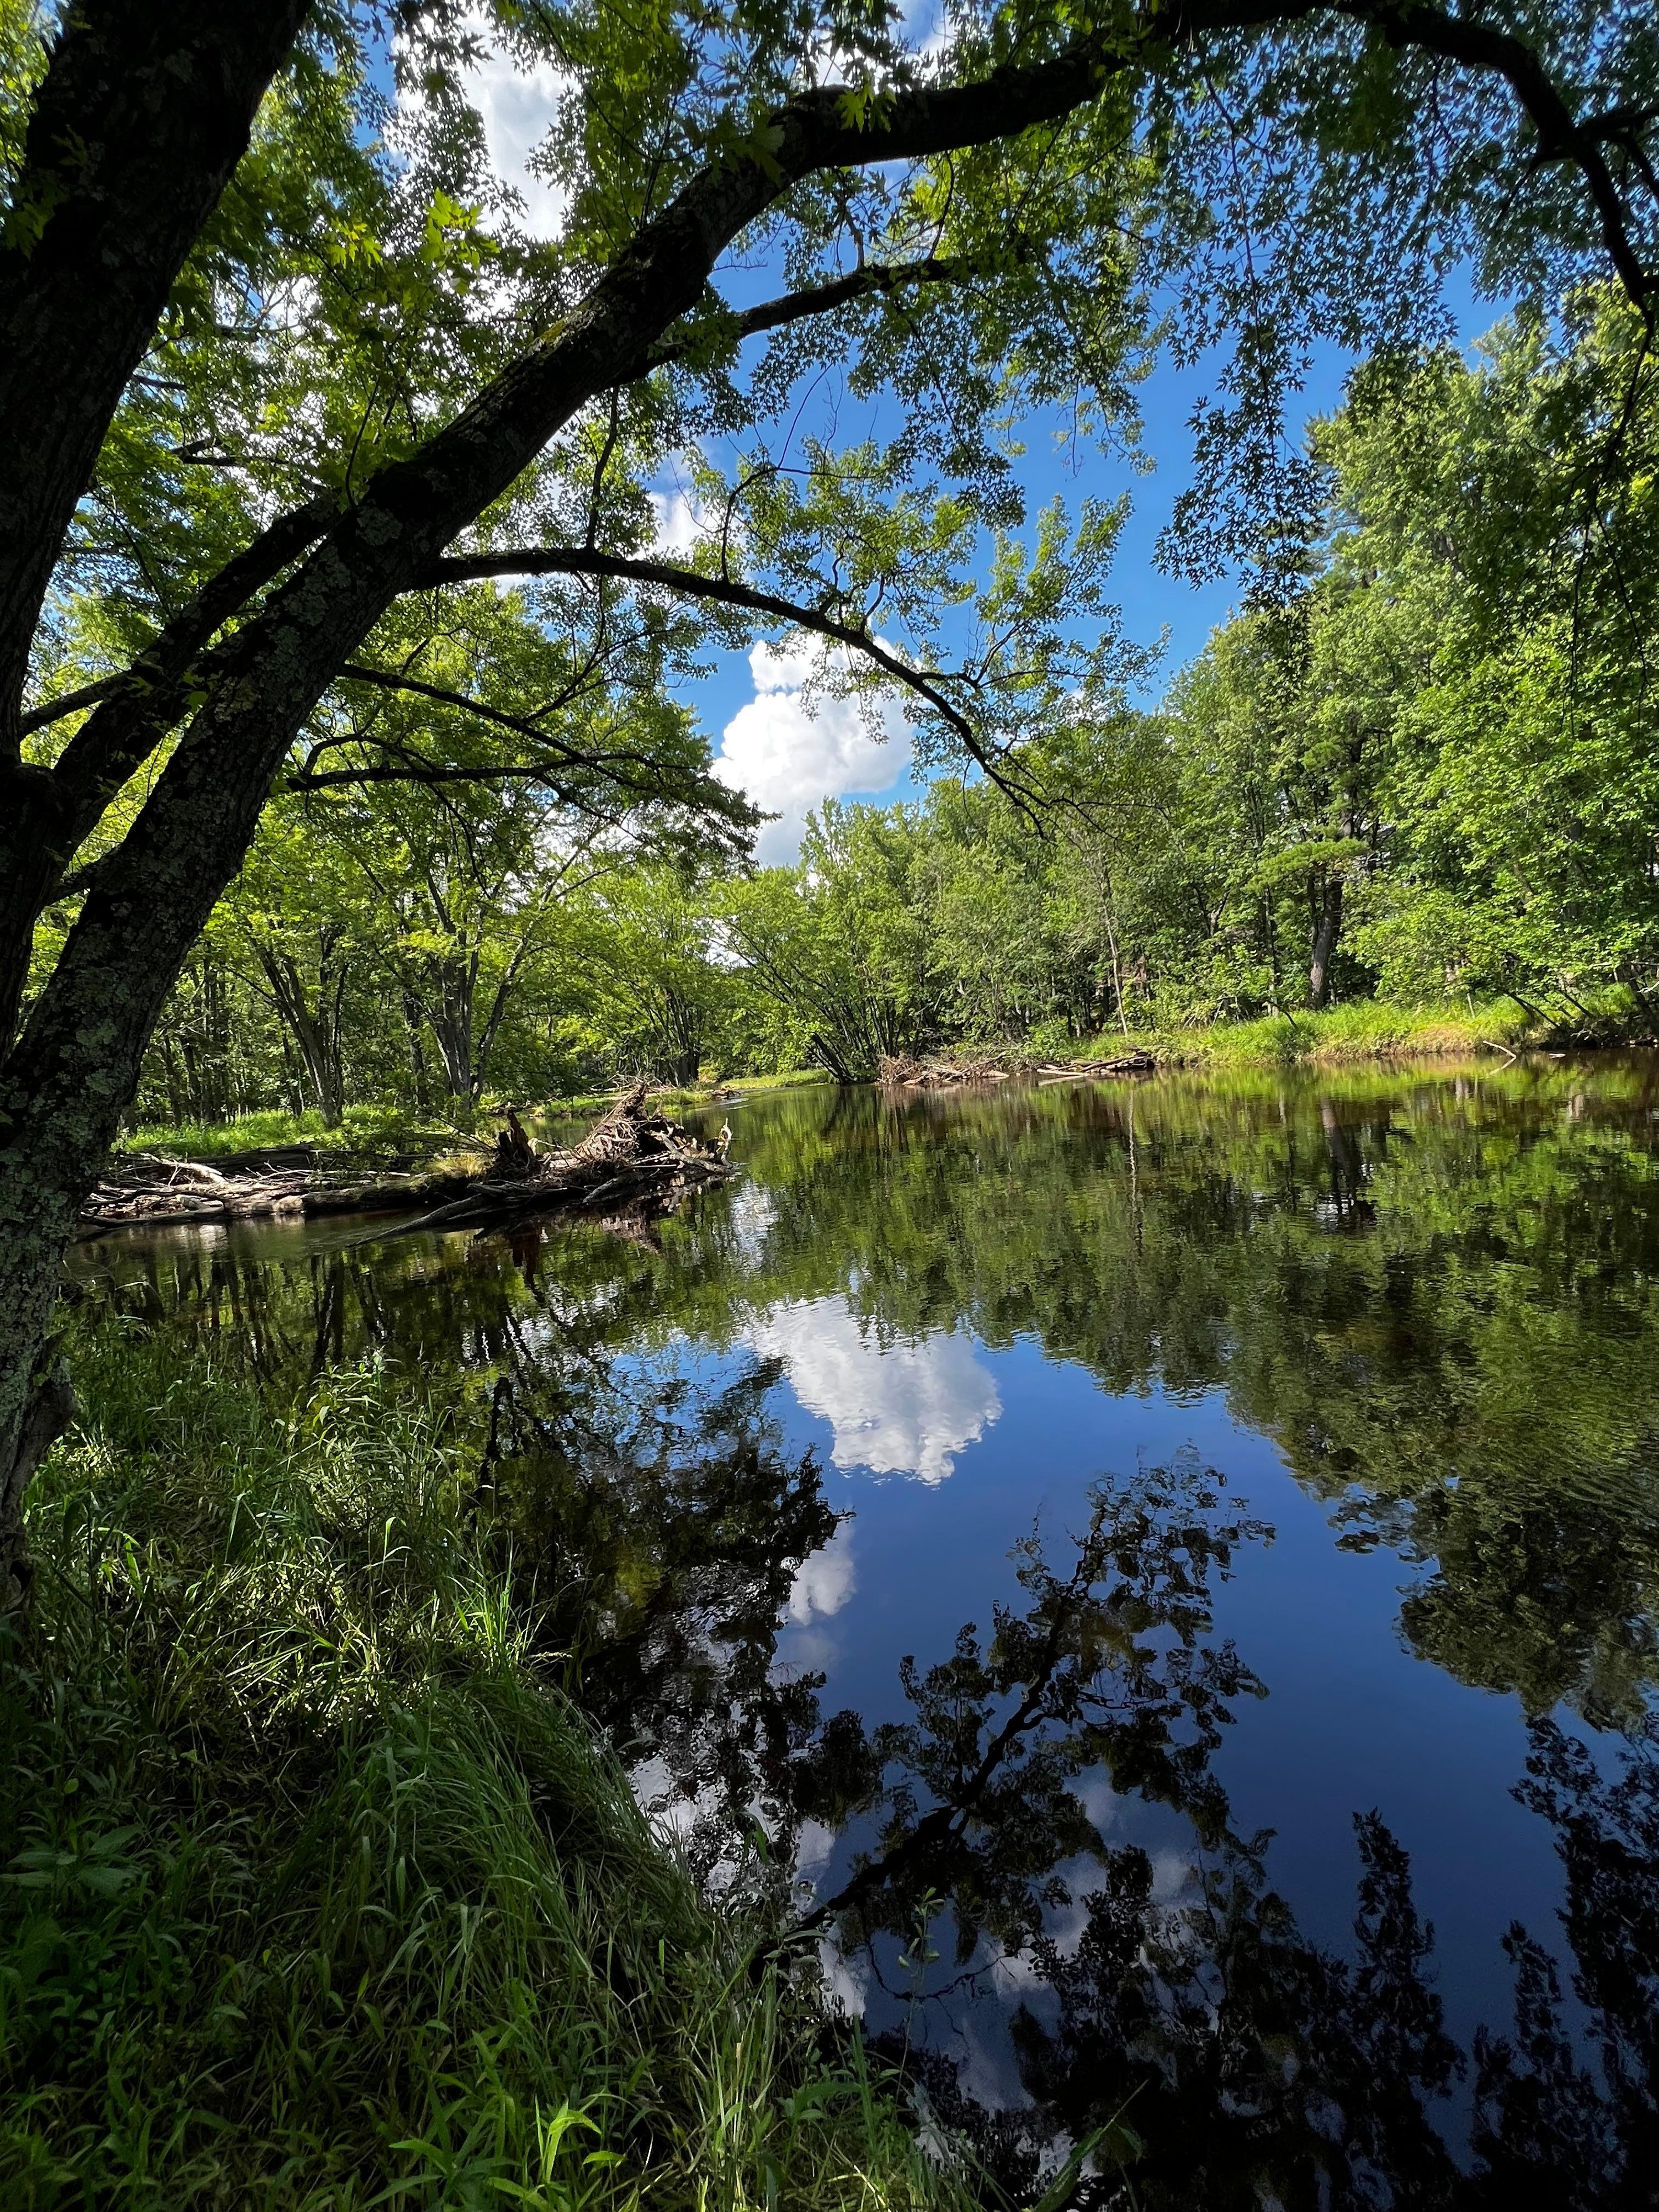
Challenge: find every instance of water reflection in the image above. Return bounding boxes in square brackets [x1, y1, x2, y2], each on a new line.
[67, 1059, 1659, 2193]
[747, 1297, 1002, 1483]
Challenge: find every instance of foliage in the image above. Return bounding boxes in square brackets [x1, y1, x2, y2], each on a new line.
[1, 1331, 972, 2210]
[110, 290, 1659, 1120]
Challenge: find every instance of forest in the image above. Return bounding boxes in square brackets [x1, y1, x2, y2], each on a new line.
[91, 293, 1659, 1124]
[4, 1, 1659, 2207]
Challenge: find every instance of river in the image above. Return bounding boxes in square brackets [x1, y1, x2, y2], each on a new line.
[68, 1059, 1659, 2203]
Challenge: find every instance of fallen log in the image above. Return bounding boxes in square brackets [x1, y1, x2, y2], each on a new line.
[878, 1047, 1159, 1088]
[75, 1154, 476, 1238]
[77, 1088, 733, 1240]
[380, 1085, 733, 1239]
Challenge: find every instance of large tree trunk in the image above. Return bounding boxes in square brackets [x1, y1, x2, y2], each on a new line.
[0, 2, 312, 1040]
[0, 1227, 78, 1613]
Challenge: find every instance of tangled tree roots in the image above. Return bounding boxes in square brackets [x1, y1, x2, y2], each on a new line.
[387, 1084, 733, 1237]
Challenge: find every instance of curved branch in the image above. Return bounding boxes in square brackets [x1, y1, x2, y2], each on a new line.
[1344, 0, 1656, 319]
[303, 667, 756, 842]
[651, 255, 977, 365]
[416, 545, 1003, 782]
[329, 662, 664, 777]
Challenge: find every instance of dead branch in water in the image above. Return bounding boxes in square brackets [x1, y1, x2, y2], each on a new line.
[383, 1083, 734, 1238]
[877, 1048, 1157, 1090]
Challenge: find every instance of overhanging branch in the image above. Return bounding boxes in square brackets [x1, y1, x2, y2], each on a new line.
[293, 665, 754, 842]
[416, 544, 1009, 785]
[651, 255, 978, 365]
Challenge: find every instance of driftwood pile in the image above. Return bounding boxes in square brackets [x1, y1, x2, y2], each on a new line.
[76, 1150, 455, 1237]
[877, 1054, 1009, 1090]
[1033, 1048, 1158, 1083]
[385, 1084, 733, 1238]
[77, 1088, 733, 1242]
[878, 1047, 1159, 1090]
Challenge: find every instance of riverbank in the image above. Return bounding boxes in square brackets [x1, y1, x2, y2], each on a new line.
[1, 1336, 963, 2210]
[111, 1008, 1607, 1176]
[115, 1071, 831, 1171]
[1099, 1001, 1524, 1069]
[84, 1091, 733, 1236]
[868, 1005, 1526, 1085]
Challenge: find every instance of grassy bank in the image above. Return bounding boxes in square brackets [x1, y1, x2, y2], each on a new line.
[2, 1336, 963, 2210]
[115, 1102, 477, 1165]
[1098, 1000, 1524, 1070]
[114, 1008, 1588, 1169]
[119, 1073, 834, 1165]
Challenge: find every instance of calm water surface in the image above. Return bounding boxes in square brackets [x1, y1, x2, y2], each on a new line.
[71, 1063, 1659, 2204]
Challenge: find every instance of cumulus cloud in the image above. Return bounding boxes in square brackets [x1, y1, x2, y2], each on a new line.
[648, 487, 705, 555]
[748, 1296, 1001, 1485]
[714, 638, 913, 865]
[787, 1521, 856, 1624]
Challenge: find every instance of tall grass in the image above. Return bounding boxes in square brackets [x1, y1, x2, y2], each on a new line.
[116, 1103, 477, 1163]
[2, 1332, 968, 2210]
[1084, 1000, 1523, 1069]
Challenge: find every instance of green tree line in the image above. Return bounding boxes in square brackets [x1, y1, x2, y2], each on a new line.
[109, 289, 1659, 1121]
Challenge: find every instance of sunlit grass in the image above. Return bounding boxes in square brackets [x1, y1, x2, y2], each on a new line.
[120, 1075, 834, 1162]
[1108, 1000, 1524, 1068]
[2, 1334, 968, 2210]
[120, 1104, 336, 1156]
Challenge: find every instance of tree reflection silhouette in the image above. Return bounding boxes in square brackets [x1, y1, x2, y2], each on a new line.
[479, 1348, 837, 1880]
[792, 1454, 1268, 1961]
[712, 1458, 1656, 2209]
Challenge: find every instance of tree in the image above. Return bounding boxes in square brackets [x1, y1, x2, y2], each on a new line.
[2, 0, 1656, 1606]
[573, 866, 734, 1086]
[722, 803, 943, 1079]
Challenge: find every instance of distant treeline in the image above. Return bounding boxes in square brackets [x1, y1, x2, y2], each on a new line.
[83, 296, 1659, 1124]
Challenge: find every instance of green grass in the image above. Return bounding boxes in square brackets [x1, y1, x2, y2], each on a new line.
[117, 1102, 482, 1165]
[119, 1104, 337, 1157]
[121, 1075, 834, 1162]
[1096, 1000, 1525, 1070]
[2, 1334, 970, 2211]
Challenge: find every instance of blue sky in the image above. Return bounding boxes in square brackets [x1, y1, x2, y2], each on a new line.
[455, 18, 1492, 862]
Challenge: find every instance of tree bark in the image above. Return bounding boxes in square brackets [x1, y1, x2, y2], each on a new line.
[1308, 873, 1345, 1010]
[0, 0, 312, 736]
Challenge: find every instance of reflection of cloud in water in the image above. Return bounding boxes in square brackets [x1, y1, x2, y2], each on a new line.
[749, 1297, 1001, 1485]
[725, 1179, 776, 1266]
[788, 1520, 856, 1623]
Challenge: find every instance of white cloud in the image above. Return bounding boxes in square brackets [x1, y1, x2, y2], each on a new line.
[648, 488, 704, 555]
[714, 637, 913, 865]
[725, 1180, 776, 1265]
[455, 16, 572, 239]
[748, 1296, 1001, 1485]
[787, 1521, 856, 1623]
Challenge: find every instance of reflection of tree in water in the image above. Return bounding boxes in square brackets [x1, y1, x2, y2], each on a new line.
[1470, 1720, 1659, 2210]
[745, 1462, 1659, 2209]
[479, 1345, 837, 1879]
[790, 1454, 1268, 1960]
[70, 1079, 1659, 1736]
